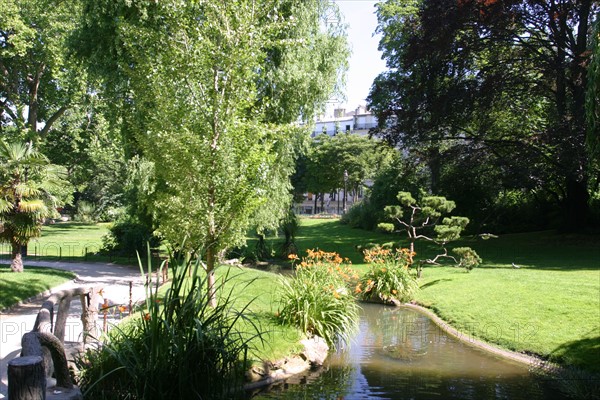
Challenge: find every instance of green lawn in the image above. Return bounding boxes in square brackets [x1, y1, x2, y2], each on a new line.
[293, 218, 600, 372]
[0, 222, 109, 259]
[0, 266, 77, 309]
[0, 222, 142, 264]
[155, 265, 304, 364]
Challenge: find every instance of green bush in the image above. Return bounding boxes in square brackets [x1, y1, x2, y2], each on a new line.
[76, 256, 260, 399]
[101, 219, 160, 255]
[277, 250, 359, 350]
[359, 246, 419, 304]
[74, 200, 97, 223]
[452, 247, 482, 271]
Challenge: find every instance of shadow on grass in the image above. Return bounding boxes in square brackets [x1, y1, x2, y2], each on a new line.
[550, 335, 600, 374]
[419, 278, 453, 289]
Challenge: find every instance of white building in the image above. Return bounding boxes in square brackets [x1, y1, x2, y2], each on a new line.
[310, 105, 378, 138]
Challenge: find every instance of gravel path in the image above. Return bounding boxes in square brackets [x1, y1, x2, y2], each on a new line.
[0, 259, 147, 398]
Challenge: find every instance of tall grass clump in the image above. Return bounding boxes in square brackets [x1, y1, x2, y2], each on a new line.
[358, 246, 419, 305]
[278, 250, 360, 350]
[76, 252, 262, 399]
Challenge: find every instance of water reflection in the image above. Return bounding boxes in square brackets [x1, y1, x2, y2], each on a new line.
[252, 304, 562, 399]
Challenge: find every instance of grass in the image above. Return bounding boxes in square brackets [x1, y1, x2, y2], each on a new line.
[290, 218, 600, 373]
[0, 265, 76, 309]
[156, 264, 304, 363]
[215, 266, 305, 362]
[0, 222, 142, 264]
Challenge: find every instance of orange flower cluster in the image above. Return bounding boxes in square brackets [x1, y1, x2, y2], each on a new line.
[297, 249, 359, 292]
[363, 246, 415, 267]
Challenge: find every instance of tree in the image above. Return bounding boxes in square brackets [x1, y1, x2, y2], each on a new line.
[0, 0, 84, 144]
[0, 141, 71, 271]
[303, 133, 394, 213]
[369, 0, 599, 231]
[377, 191, 482, 277]
[75, 0, 349, 305]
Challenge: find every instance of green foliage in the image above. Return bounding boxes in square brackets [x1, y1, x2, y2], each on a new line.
[279, 210, 299, 258]
[377, 222, 395, 233]
[0, 140, 72, 271]
[278, 250, 359, 350]
[359, 246, 418, 304]
[74, 1, 350, 307]
[101, 220, 160, 256]
[379, 191, 481, 274]
[303, 134, 394, 209]
[452, 247, 482, 272]
[587, 17, 600, 165]
[340, 200, 371, 228]
[0, 0, 85, 141]
[342, 153, 427, 231]
[77, 256, 261, 399]
[74, 200, 96, 223]
[369, 0, 598, 230]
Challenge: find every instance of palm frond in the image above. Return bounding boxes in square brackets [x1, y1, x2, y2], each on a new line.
[18, 199, 47, 213]
[0, 198, 11, 213]
[14, 183, 42, 198]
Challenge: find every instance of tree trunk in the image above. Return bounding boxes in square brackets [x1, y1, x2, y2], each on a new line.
[206, 246, 217, 308]
[11, 240, 24, 272]
[428, 147, 441, 195]
[8, 356, 46, 400]
[563, 177, 590, 232]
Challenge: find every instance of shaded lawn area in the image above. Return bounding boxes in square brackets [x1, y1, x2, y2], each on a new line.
[294, 218, 600, 372]
[0, 266, 76, 309]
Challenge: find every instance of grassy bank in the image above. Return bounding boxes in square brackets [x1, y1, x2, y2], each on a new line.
[0, 266, 76, 309]
[293, 218, 600, 372]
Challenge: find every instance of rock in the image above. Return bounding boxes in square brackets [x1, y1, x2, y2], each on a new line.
[300, 336, 329, 366]
[279, 356, 310, 376]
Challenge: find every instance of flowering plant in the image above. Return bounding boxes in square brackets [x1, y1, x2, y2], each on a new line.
[279, 249, 360, 349]
[357, 245, 418, 304]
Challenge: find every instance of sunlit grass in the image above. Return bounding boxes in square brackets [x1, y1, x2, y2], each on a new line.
[156, 265, 304, 363]
[0, 266, 76, 309]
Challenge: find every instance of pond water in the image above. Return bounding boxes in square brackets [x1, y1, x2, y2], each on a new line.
[251, 303, 562, 399]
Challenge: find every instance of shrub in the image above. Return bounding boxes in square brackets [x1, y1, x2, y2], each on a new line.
[358, 246, 419, 304]
[76, 256, 260, 399]
[279, 210, 299, 258]
[101, 219, 160, 256]
[278, 250, 359, 350]
[452, 247, 482, 272]
[74, 200, 97, 223]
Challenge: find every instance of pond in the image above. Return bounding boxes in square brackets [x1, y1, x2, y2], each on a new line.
[251, 303, 562, 399]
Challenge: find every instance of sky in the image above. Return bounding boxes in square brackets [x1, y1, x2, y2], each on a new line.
[333, 0, 388, 113]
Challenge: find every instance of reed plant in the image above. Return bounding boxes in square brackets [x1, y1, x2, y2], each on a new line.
[77, 251, 262, 399]
[277, 250, 359, 350]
